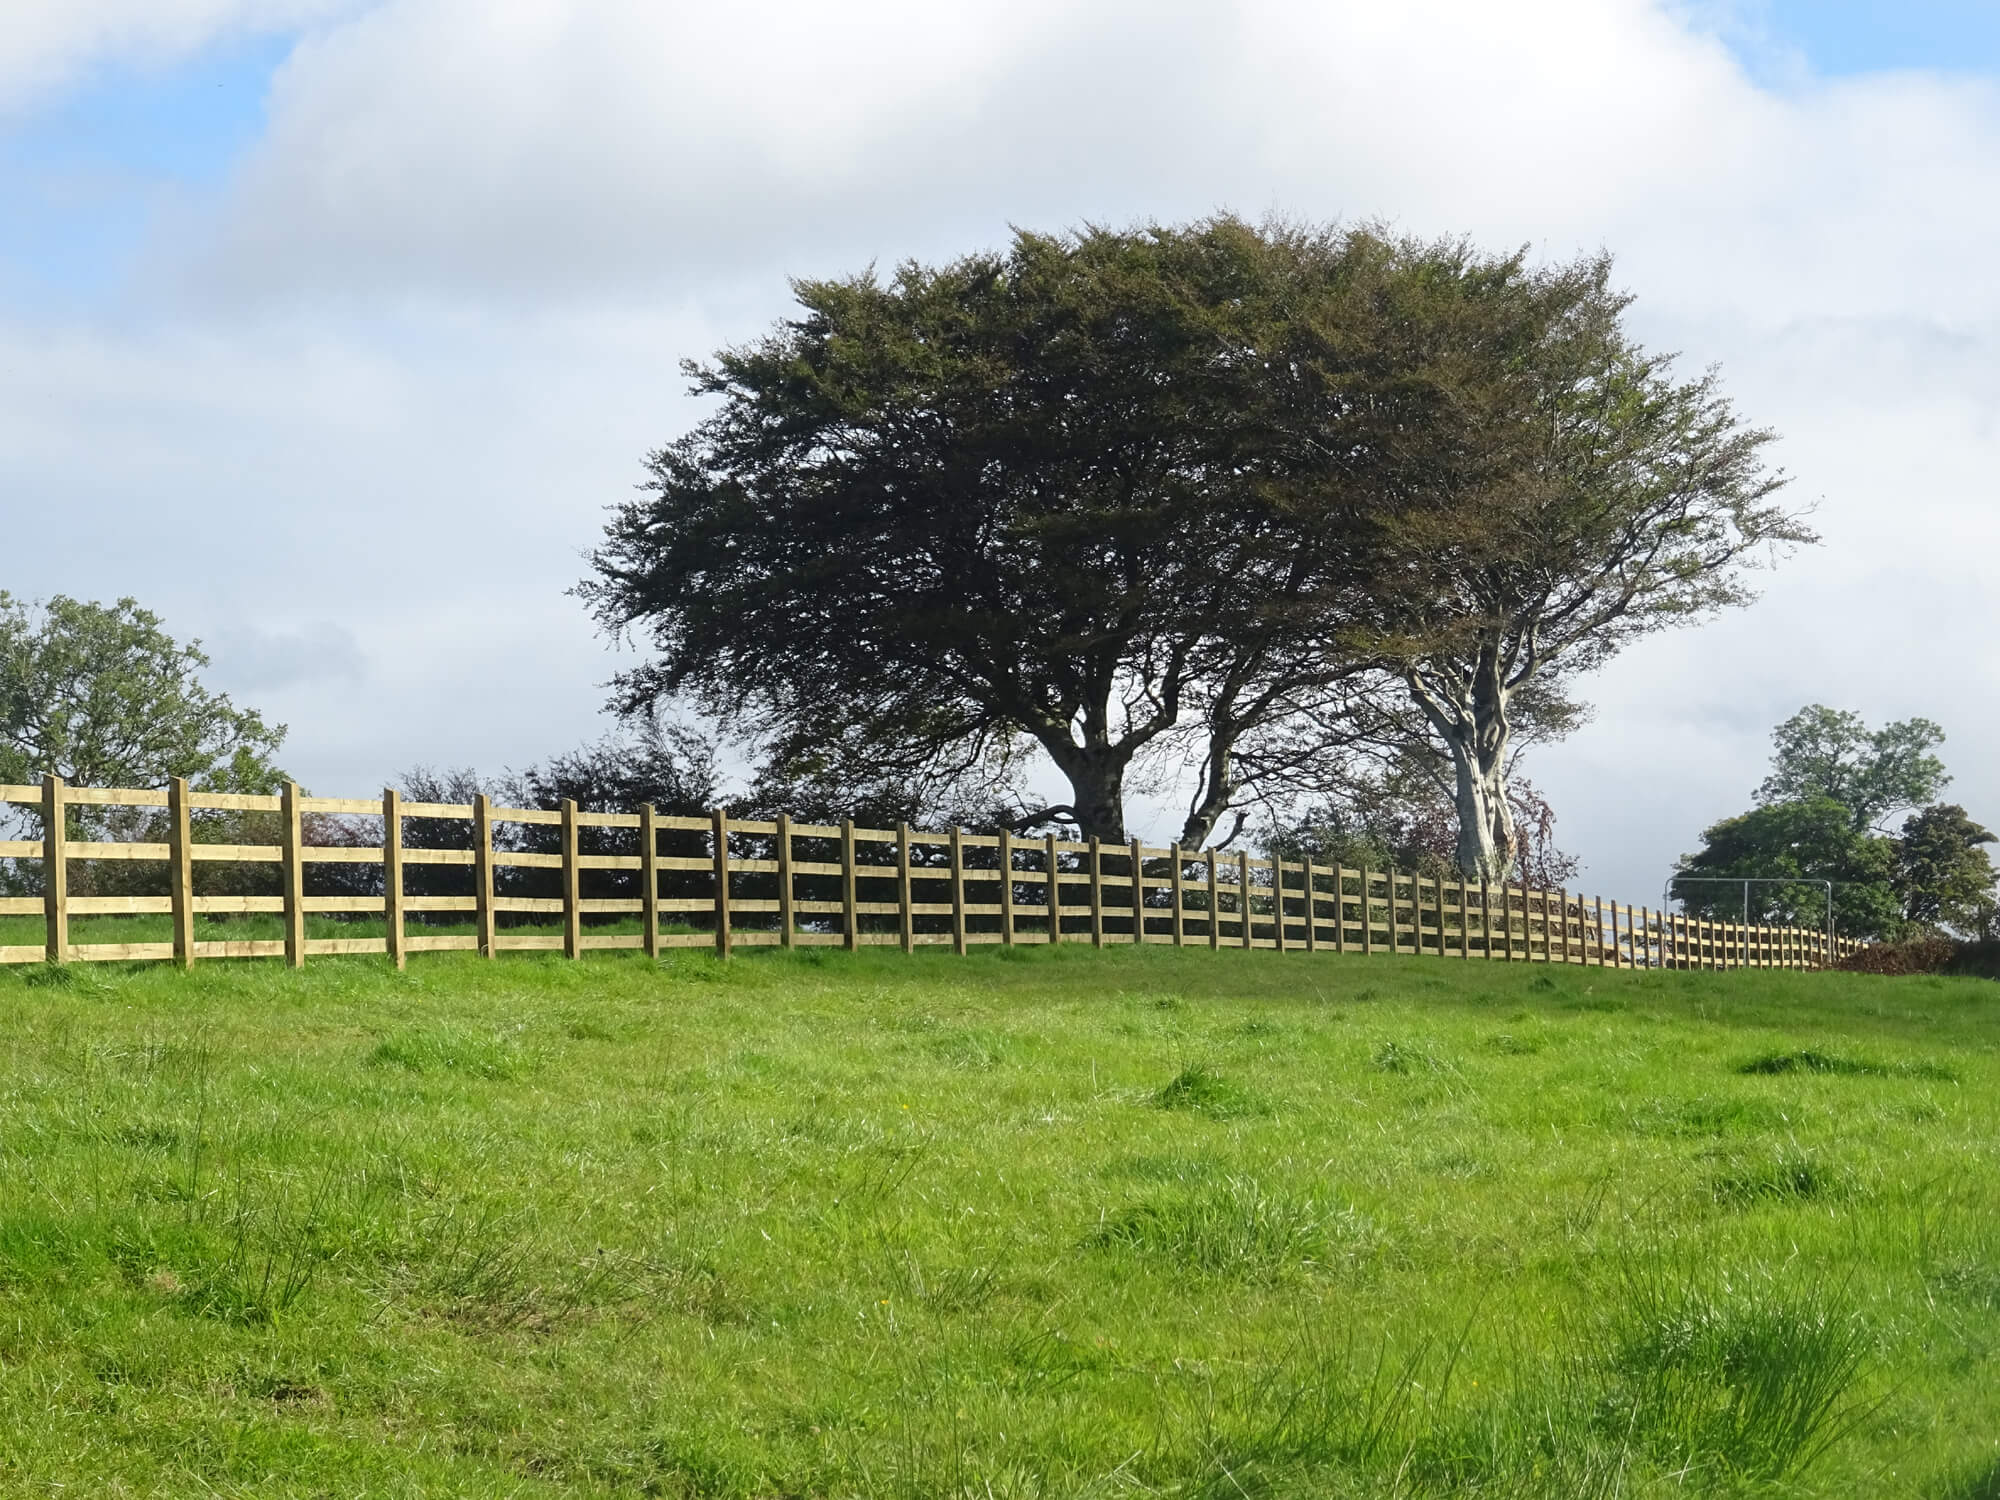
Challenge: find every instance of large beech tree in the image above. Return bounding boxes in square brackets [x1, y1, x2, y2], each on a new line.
[1321, 247, 1810, 881]
[585, 221, 1807, 860]
[583, 220, 1390, 844]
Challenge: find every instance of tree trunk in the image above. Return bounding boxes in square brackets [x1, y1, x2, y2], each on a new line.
[1176, 734, 1237, 851]
[1408, 645, 1520, 884]
[1045, 747, 1129, 843]
[1448, 739, 1518, 884]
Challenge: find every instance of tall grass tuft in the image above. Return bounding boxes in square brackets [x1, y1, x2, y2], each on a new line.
[1087, 1177, 1373, 1279]
[1588, 1259, 1873, 1481]
[1152, 1063, 1261, 1119]
[1711, 1147, 1854, 1207]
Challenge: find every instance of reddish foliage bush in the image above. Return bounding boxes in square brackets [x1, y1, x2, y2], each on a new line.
[1838, 934, 1960, 976]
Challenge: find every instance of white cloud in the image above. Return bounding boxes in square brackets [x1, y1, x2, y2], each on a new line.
[0, 0, 365, 112]
[12, 0, 2000, 898]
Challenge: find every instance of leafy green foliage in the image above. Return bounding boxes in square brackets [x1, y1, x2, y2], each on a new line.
[1319, 245, 1805, 882]
[1758, 704, 1948, 832]
[1680, 707, 1994, 941]
[1894, 803, 1997, 934]
[0, 594, 284, 791]
[585, 218, 1801, 859]
[584, 217, 1394, 844]
[1674, 797, 1900, 938]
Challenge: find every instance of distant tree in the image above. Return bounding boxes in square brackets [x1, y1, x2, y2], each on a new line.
[1756, 704, 1947, 833]
[397, 721, 718, 921]
[0, 595, 288, 895]
[0, 594, 285, 792]
[1893, 803, 1997, 936]
[1322, 249, 1808, 883]
[1673, 798, 1900, 940]
[497, 718, 717, 817]
[736, 726, 1032, 833]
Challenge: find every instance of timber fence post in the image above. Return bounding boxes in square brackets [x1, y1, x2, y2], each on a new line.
[1360, 867, 1374, 956]
[1170, 843, 1185, 947]
[640, 804, 660, 959]
[777, 812, 795, 950]
[896, 821, 913, 955]
[474, 793, 496, 959]
[1206, 852, 1220, 950]
[1000, 830, 1016, 947]
[1130, 837, 1145, 944]
[382, 787, 405, 971]
[841, 818, 858, 951]
[712, 807, 733, 960]
[170, 777, 195, 970]
[1239, 850, 1253, 950]
[561, 798, 582, 960]
[473, 802, 497, 959]
[1089, 837, 1104, 947]
[950, 826, 968, 957]
[40, 780, 70, 968]
[282, 782, 306, 970]
[1046, 832, 1063, 945]
[41, 775, 66, 965]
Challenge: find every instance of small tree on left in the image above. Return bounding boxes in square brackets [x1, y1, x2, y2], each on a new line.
[0, 594, 285, 792]
[0, 595, 288, 896]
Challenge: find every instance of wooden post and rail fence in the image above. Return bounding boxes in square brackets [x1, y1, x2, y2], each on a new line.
[0, 777, 1862, 972]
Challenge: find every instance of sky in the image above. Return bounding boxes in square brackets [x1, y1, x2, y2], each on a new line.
[4, 0, 1998, 906]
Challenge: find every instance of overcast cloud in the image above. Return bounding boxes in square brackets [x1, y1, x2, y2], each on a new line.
[6, 0, 1997, 901]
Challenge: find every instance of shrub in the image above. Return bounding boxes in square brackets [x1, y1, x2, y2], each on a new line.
[1838, 934, 1958, 976]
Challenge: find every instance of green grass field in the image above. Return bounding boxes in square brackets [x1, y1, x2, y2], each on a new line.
[2, 937, 1997, 1497]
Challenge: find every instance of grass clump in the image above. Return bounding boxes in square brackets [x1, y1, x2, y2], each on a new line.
[1086, 1177, 1370, 1278]
[366, 1025, 533, 1079]
[1151, 1061, 1261, 1118]
[1591, 1264, 1872, 1481]
[1712, 1148, 1855, 1207]
[1740, 1047, 1956, 1082]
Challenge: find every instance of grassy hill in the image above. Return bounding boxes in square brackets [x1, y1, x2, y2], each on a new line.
[0, 944, 1996, 1497]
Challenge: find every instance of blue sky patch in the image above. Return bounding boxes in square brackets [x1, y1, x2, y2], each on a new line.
[1738, 0, 2000, 77]
[0, 33, 293, 303]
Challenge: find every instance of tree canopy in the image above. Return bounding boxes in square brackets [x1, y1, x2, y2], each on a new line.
[584, 218, 1393, 844]
[1755, 704, 1946, 832]
[1676, 705, 1993, 941]
[585, 218, 1805, 861]
[1673, 797, 1899, 938]
[1893, 803, 1996, 936]
[1316, 249, 1806, 880]
[0, 594, 285, 792]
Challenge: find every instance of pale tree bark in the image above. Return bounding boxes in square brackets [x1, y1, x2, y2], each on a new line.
[1406, 637, 1521, 883]
[1448, 733, 1517, 883]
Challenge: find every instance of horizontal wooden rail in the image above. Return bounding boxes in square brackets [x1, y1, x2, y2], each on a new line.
[0, 775, 1863, 975]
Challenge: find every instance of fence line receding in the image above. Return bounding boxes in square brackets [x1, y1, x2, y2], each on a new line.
[0, 777, 1860, 972]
